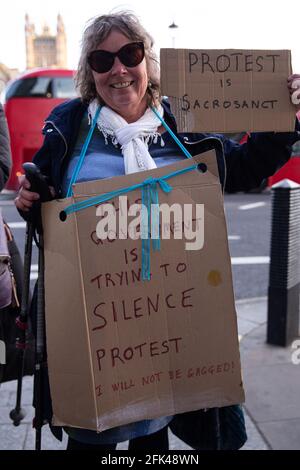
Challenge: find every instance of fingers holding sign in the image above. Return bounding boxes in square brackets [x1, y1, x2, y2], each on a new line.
[288, 74, 300, 111]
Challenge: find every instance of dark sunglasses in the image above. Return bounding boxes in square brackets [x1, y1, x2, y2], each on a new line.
[88, 42, 145, 74]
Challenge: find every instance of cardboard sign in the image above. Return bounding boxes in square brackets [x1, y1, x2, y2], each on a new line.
[43, 151, 245, 432]
[160, 49, 295, 133]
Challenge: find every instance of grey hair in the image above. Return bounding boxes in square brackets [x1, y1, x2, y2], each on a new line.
[75, 11, 161, 105]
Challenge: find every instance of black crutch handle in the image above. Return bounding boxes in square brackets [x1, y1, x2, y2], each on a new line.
[23, 162, 53, 202]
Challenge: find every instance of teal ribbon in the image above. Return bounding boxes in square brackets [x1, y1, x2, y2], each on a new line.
[151, 106, 193, 160]
[61, 165, 197, 280]
[140, 176, 172, 280]
[66, 106, 102, 198]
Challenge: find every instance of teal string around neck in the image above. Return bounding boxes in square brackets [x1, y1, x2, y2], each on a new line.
[151, 106, 193, 160]
[66, 106, 101, 198]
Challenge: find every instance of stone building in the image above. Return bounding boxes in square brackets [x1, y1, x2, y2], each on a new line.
[25, 14, 67, 69]
[0, 63, 19, 96]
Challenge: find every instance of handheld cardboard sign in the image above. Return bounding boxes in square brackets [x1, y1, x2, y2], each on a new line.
[43, 151, 244, 432]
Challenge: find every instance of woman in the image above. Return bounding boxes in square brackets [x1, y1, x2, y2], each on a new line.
[15, 11, 300, 450]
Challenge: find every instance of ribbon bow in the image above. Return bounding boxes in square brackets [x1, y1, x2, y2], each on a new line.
[61, 165, 198, 280]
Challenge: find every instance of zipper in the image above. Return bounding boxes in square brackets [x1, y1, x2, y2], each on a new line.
[183, 136, 215, 146]
[44, 120, 68, 161]
[44, 120, 68, 197]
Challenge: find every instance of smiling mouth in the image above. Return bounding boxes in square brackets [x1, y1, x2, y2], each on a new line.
[110, 81, 133, 89]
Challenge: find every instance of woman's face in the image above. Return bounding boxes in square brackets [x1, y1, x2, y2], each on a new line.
[91, 30, 149, 123]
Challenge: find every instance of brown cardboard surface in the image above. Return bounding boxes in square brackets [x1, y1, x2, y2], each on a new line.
[42, 151, 245, 432]
[43, 202, 98, 428]
[160, 49, 294, 133]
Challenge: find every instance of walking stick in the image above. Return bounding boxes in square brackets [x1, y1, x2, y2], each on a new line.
[10, 163, 52, 450]
[34, 214, 47, 451]
[9, 220, 34, 426]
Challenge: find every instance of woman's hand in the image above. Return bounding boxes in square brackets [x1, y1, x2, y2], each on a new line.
[14, 175, 54, 212]
[288, 74, 300, 111]
[15, 176, 39, 212]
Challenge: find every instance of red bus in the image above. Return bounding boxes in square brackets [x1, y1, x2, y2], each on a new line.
[3, 68, 76, 190]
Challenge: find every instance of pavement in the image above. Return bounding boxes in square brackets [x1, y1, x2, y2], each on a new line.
[0, 297, 299, 450]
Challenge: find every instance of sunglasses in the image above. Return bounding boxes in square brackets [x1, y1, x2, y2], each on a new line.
[88, 42, 145, 74]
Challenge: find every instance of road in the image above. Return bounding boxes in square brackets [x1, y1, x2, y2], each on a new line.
[0, 190, 272, 299]
[225, 191, 271, 299]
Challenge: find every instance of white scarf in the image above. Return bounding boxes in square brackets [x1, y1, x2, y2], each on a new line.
[88, 100, 164, 174]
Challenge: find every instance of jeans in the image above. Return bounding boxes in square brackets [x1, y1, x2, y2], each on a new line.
[66, 425, 169, 451]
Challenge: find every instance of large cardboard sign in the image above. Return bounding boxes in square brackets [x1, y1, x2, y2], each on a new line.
[160, 49, 295, 133]
[43, 152, 244, 432]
